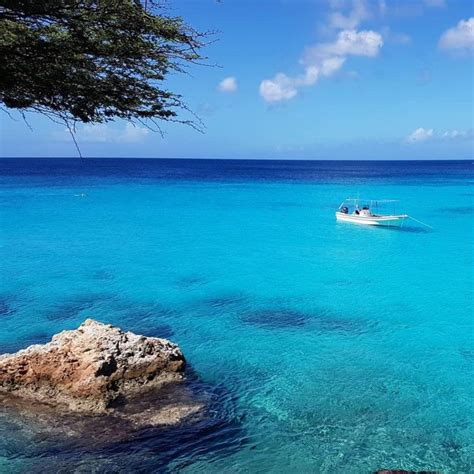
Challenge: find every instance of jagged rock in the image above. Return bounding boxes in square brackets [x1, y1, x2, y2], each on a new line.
[0, 319, 186, 414]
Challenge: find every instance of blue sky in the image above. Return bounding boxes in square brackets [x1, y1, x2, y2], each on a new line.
[1, 0, 473, 159]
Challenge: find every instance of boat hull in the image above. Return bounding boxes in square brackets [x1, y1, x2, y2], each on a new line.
[335, 212, 407, 227]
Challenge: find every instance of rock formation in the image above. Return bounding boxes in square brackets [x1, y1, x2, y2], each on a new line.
[0, 319, 186, 414]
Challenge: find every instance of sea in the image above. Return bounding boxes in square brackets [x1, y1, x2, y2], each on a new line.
[0, 158, 473, 473]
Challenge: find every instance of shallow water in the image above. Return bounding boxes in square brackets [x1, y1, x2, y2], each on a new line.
[0, 158, 473, 473]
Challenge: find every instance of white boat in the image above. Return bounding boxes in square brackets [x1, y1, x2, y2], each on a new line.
[336, 198, 408, 227]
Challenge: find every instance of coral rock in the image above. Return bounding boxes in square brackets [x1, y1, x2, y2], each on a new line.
[0, 319, 185, 413]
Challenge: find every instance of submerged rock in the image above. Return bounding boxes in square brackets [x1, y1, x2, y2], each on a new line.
[0, 319, 186, 415]
[374, 471, 441, 474]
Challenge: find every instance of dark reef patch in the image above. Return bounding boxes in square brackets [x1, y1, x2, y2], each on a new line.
[116, 303, 180, 334]
[325, 278, 372, 287]
[46, 293, 117, 321]
[0, 298, 15, 317]
[112, 302, 179, 339]
[241, 308, 310, 329]
[240, 306, 375, 334]
[121, 303, 178, 321]
[459, 348, 474, 361]
[19, 331, 52, 347]
[0, 342, 20, 355]
[441, 438, 463, 453]
[125, 323, 175, 340]
[174, 275, 208, 288]
[271, 201, 304, 208]
[91, 269, 115, 281]
[0, 331, 52, 354]
[439, 206, 474, 215]
[312, 314, 373, 335]
[202, 293, 248, 310]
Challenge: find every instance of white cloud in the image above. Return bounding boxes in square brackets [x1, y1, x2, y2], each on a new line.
[116, 123, 149, 143]
[320, 57, 347, 76]
[259, 74, 298, 103]
[259, 0, 386, 103]
[217, 76, 237, 93]
[441, 129, 471, 139]
[260, 29, 382, 103]
[328, 0, 370, 30]
[56, 123, 149, 143]
[407, 127, 473, 143]
[439, 17, 474, 53]
[381, 27, 411, 45]
[306, 29, 383, 59]
[407, 127, 434, 142]
[80, 124, 108, 143]
[389, 32, 411, 44]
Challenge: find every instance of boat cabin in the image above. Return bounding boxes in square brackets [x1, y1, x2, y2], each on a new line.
[339, 202, 375, 217]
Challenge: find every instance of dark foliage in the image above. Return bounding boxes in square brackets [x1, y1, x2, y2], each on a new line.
[0, 0, 207, 131]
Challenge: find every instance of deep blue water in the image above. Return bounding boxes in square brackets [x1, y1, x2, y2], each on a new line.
[0, 158, 473, 473]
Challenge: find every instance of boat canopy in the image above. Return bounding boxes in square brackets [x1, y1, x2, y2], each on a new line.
[338, 198, 399, 209]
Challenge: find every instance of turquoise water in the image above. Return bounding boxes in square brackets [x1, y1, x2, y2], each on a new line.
[0, 159, 473, 473]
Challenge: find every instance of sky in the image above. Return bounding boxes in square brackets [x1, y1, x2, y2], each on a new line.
[0, 0, 473, 160]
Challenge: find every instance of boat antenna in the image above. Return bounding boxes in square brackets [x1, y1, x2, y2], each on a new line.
[408, 216, 433, 230]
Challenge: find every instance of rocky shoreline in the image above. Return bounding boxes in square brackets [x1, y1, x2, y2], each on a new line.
[0, 319, 202, 426]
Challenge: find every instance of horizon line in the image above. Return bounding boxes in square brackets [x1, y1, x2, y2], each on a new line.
[1, 157, 472, 162]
